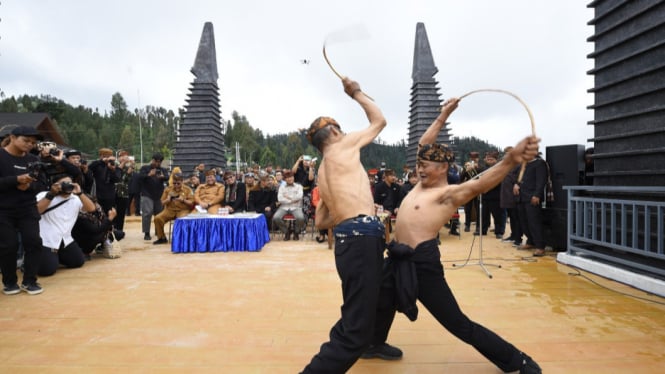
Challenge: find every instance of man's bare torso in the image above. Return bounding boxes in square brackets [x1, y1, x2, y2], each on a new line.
[394, 183, 459, 249]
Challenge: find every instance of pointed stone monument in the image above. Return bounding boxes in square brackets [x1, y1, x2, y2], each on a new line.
[173, 22, 227, 173]
[406, 22, 452, 167]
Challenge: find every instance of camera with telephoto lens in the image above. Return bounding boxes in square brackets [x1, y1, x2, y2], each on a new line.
[49, 148, 60, 156]
[59, 182, 75, 194]
[26, 161, 49, 179]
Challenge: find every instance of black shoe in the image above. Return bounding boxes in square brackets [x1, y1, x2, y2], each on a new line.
[315, 235, 326, 243]
[153, 238, 168, 245]
[284, 231, 291, 241]
[144, 234, 151, 241]
[293, 232, 299, 241]
[113, 230, 125, 241]
[20, 282, 43, 295]
[519, 352, 542, 374]
[3, 283, 21, 295]
[449, 229, 460, 236]
[361, 343, 403, 361]
[464, 226, 470, 232]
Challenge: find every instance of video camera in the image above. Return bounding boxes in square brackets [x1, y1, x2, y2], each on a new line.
[38, 142, 59, 157]
[26, 161, 49, 180]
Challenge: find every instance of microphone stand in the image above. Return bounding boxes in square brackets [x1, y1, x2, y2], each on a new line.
[452, 170, 501, 278]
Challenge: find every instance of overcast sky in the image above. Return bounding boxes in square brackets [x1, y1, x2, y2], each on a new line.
[1, 0, 595, 151]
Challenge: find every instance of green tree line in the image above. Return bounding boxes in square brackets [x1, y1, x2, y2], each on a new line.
[1, 92, 501, 172]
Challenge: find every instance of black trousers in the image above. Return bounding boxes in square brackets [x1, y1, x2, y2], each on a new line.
[114, 196, 129, 231]
[0, 207, 42, 286]
[373, 239, 524, 372]
[506, 207, 523, 242]
[517, 201, 544, 248]
[301, 235, 384, 373]
[38, 240, 85, 276]
[478, 198, 506, 235]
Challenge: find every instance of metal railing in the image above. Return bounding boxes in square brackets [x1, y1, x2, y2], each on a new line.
[565, 186, 665, 277]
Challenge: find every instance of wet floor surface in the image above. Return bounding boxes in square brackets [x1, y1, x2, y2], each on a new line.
[1, 217, 664, 373]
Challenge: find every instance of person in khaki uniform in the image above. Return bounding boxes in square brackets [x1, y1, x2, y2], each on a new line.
[194, 169, 225, 213]
[152, 174, 194, 244]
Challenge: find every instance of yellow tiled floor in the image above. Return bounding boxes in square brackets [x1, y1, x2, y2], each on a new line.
[2, 217, 665, 373]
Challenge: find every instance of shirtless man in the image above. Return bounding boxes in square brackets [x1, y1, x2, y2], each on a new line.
[370, 98, 542, 373]
[300, 77, 401, 373]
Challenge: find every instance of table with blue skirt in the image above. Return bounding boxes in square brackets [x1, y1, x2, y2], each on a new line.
[171, 213, 270, 253]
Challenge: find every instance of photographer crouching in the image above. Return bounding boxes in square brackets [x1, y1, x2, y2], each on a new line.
[36, 174, 96, 276]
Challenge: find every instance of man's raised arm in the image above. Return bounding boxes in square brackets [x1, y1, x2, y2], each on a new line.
[419, 98, 460, 146]
[342, 77, 386, 147]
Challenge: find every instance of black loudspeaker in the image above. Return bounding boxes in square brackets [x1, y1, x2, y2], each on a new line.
[545, 145, 585, 210]
[543, 207, 567, 251]
[543, 145, 585, 251]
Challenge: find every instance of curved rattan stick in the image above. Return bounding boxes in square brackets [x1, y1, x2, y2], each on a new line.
[323, 43, 344, 80]
[322, 43, 374, 101]
[458, 89, 536, 182]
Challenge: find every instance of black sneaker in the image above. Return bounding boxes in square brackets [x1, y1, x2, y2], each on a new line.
[20, 282, 43, 295]
[153, 238, 168, 245]
[519, 352, 542, 374]
[361, 343, 403, 361]
[501, 236, 515, 243]
[144, 233, 152, 241]
[3, 283, 21, 295]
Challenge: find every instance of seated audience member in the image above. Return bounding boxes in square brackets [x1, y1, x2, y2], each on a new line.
[272, 170, 305, 241]
[152, 174, 194, 244]
[194, 169, 225, 214]
[248, 175, 277, 227]
[222, 171, 247, 214]
[186, 174, 200, 191]
[71, 197, 119, 259]
[168, 166, 182, 186]
[36, 174, 96, 276]
[244, 172, 258, 202]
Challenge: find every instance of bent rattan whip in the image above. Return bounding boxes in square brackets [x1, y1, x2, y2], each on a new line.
[457, 89, 536, 182]
[322, 43, 374, 101]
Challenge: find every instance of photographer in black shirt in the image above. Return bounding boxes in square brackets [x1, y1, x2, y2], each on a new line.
[0, 126, 45, 295]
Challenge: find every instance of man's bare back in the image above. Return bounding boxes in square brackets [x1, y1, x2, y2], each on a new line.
[318, 144, 375, 225]
[310, 77, 387, 228]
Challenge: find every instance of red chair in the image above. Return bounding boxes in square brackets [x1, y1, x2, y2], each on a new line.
[282, 213, 296, 240]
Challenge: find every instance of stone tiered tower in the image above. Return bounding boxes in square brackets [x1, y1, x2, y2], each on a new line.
[406, 22, 451, 168]
[173, 22, 227, 173]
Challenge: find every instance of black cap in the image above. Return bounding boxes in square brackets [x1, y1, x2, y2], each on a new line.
[11, 126, 44, 140]
[64, 149, 81, 157]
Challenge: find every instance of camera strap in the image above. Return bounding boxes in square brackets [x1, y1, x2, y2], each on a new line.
[42, 198, 71, 215]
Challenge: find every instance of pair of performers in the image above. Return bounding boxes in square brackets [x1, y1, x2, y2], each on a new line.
[300, 77, 542, 374]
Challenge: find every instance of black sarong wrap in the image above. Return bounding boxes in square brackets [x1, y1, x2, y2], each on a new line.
[333, 215, 385, 239]
[385, 240, 418, 321]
